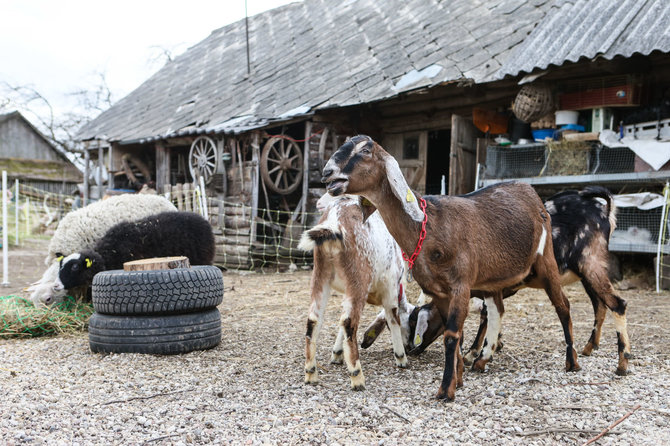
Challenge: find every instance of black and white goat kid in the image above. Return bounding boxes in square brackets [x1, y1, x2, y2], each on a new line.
[55, 211, 215, 293]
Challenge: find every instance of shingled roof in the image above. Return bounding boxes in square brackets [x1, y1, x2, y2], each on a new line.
[77, 0, 554, 144]
[497, 0, 670, 79]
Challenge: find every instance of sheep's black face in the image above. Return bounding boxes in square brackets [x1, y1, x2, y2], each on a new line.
[321, 135, 375, 196]
[55, 253, 99, 291]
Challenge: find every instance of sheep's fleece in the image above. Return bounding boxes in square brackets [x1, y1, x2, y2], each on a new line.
[29, 194, 177, 306]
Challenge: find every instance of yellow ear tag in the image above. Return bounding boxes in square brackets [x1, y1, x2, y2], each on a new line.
[85, 258, 93, 268]
[406, 190, 415, 202]
[361, 198, 373, 206]
[56, 256, 64, 262]
[414, 334, 422, 346]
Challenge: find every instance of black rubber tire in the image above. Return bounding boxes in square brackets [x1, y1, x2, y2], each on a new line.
[91, 266, 224, 315]
[88, 308, 221, 355]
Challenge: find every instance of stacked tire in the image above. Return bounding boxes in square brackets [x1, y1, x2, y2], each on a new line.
[88, 265, 224, 355]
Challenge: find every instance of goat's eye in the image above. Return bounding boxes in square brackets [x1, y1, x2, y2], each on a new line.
[72, 264, 80, 272]
[361, 147, 371, 154]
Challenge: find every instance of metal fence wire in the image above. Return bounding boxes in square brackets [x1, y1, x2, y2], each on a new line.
[207, 199, 315, 272]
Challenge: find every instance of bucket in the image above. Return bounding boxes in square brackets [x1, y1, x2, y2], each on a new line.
[555, 110, 579, 125]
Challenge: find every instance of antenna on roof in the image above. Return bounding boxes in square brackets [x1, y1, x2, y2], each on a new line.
[245, 0, 251, 75]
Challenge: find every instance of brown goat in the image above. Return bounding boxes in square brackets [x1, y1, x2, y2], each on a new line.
[321, 135, 580, 401]
[373, 186, 631, 376]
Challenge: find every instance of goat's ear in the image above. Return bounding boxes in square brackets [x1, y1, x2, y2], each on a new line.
[414, 308, 430, 347]
[359, 196, 377, 222]
[361, 315, 386, 349]
[383, 155, 423, 222]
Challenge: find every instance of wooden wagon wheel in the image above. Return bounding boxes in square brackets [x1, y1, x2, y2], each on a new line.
[260, 136, 303, 195]
[189, 136, 219, 184]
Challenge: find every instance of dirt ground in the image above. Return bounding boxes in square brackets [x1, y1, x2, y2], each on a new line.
[1, 239, 670, 445]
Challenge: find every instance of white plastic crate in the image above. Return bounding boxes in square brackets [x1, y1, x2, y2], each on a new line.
[623, 118, 670, 141]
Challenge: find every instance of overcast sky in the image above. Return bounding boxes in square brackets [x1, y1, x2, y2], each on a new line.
[0, 0, 298, 120]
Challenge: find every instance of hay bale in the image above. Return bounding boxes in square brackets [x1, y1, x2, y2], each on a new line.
[545, 140, 591, 176]
[0, 296, 93, 338]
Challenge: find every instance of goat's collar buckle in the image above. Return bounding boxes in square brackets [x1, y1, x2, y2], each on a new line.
[402, 197, 428, 280]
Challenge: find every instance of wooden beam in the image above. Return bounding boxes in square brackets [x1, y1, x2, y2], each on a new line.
[155, 142, 170, 193]
[98, 146, 104, 197]
[301, 121, 312, 223]
[83, 145, 90, 206]
[250, 132, 260, 242]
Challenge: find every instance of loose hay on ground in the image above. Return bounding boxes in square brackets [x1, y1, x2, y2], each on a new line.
[0, 295, 93, 338]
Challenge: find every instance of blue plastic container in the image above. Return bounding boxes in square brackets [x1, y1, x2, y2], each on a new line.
[532, 129, 555, 141]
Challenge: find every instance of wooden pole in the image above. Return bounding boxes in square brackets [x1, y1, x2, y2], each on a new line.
[250, 132, 260, 242]
[301, 121, 312, 224]
[83, 145, 90, 206]
[98, 146, 104, 198]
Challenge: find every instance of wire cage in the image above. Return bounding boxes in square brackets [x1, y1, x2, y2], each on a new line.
[483, 142, 637, 180]
[610, 205, 665, 253]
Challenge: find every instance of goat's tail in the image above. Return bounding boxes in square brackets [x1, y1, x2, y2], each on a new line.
[580, 186, 617, 235]
[298, 222, 344, 252]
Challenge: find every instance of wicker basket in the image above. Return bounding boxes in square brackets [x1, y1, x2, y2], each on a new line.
[513, 84, 554, 123]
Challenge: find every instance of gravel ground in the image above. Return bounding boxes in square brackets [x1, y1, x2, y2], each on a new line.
[1, 243, 670, 445]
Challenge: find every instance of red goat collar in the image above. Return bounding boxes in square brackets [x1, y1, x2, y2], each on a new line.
[402, 197, 427, 272]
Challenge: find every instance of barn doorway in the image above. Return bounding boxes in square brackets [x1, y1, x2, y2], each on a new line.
[425, 130, 451, 194]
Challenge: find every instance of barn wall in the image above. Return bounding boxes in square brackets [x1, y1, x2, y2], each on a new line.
[0, 115, 63, 162]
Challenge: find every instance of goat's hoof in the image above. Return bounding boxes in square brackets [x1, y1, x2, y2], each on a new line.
[350, 373, 365, 390]
[615, 367, 630, 376]
[462, 352, 476, 367]
[565, 363, 581, 372]
[435, 387, 455, 401]
[330, 356, 343, 365]
[494, 341, 504, 352]
[396, 361, 408, 369]
[304, 375, 319, 385]
[581, 344, 595, 356]
[624, 352, 633, 359]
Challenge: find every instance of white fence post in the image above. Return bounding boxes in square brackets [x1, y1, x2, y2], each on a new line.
[15, 179, 19, 246]
[655, 182, 670, 293]
[2, 171, 9, 286]
[199, 176, 208, 220]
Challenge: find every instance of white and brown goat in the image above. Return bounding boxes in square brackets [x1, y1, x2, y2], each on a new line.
[367, 186, 632, 376]
[321, 135, 580, 401]
[298, 194, 414, 390]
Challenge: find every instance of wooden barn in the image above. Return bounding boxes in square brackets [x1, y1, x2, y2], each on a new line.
[76, 0, 670, 269]
[0, 111, 82, 195]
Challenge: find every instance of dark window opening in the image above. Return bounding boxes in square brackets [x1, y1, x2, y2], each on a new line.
[403, 136, 419, 159]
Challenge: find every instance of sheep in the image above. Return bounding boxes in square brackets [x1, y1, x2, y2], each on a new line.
[321, 135, 580, 400]
[298, 193, 414, 390]
[29, 194, 177, 307]
[55, 211, 215, 293]
[382, 186, 632, 376]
